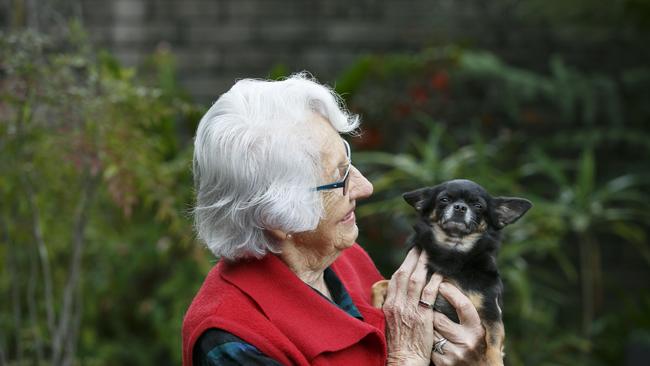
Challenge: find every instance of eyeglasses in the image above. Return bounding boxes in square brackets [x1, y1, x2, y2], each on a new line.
[315, 139, 351, 195]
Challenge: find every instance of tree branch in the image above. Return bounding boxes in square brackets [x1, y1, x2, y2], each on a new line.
[28, 243, 46, 364]
[51, 171, 98, 366]
[25, 178, 57, 342]
[62, 283, 83, 366]
[7, 209, 24, 365]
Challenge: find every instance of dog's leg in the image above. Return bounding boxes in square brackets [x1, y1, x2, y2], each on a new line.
[484, 320, 505, 366]
[371, 280, 389, 308]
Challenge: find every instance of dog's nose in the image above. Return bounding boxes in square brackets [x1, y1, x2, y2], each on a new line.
[453, 203, 468, 212]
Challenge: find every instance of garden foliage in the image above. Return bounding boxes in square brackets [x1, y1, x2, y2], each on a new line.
[1, 16, 650, 366]
[0, 27, 207, 365]
[338, 47, 650, 365]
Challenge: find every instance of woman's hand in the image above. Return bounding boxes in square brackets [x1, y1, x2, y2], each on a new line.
[430, 283, 487, 365]
[383, 248, 444, 366]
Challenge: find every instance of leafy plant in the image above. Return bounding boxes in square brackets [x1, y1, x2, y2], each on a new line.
[522, 147, 650, 335]
[345, 45, 650, 364]
[0, 27, 205, 365]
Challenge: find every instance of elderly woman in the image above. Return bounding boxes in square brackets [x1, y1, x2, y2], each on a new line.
[182, 74, 487, 366]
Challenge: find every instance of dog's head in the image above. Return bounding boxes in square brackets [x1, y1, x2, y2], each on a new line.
[403, 179, 532, 252]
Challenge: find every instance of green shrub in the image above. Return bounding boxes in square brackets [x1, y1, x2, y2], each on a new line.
[0, 27, 206, 366]
[341, 47, 650, 365]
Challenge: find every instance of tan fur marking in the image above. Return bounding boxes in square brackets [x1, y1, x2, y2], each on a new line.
[429, 209, 438, 223]
[484, 321, 505, 366]
[371, 280, 389, 308]
[467, 291, 484, 313]
[428, 218, 489, 252]
[432, 224, 483, 252]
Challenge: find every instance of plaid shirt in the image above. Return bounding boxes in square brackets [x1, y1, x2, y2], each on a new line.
[193, 267, 364, 365]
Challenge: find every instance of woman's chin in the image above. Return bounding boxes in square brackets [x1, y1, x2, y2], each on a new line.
[337, 224, 359, 250]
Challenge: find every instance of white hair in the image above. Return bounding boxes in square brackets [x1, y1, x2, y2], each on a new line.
[193, 72, 360, 260]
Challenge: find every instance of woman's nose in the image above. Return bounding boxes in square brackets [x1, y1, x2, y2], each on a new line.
[348, 166, 373, 199]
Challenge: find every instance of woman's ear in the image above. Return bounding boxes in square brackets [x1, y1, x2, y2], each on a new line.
[267, 229, 292, 241]
[490, 197, 533, 229]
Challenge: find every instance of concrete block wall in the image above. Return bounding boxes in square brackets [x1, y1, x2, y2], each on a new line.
[76, 0, 644, 103]
[76, 0, 480, 102]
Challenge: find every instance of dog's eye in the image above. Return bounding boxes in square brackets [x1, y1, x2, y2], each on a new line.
[440, 197, 449, 203]
[474, 203, 482, 209]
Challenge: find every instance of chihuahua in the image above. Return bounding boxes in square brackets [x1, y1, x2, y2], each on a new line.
[372, 179, 532, 365]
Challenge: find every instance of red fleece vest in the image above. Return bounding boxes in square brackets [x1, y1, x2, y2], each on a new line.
[182, 243, 387, 366]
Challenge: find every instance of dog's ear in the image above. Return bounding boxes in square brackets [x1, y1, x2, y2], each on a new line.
[490, 197, 533, 229]
[403, 187, 437, 213]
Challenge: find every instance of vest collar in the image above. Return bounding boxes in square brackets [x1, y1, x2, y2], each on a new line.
[219, 253, 383, 360]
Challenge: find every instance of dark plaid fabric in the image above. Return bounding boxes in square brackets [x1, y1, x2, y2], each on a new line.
[321, 266, 363, 320]
[193, 267, 364, 365]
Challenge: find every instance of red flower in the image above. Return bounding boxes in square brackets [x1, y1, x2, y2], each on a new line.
[431, 71, 449, 92]
[409, 85, 429, 105]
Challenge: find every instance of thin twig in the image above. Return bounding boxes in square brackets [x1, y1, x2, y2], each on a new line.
[51, 171, 98, 366]
[27, 241, 45, 364]
[8, 208, 24, 365]
[25, 178, 57, 342]
[62, 284, 83, 366]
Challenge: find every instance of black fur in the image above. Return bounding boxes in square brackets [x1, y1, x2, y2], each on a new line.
[403, 179, 532, 324]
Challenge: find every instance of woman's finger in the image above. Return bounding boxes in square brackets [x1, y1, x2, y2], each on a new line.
[433, 311, 466, 344]
[384, 247, 420, 304]
[438, 282, 482, 327]
[397, 247, 421, 274]
[430, 329, 457, 365]
[406, 250, 429, 298]
[418, 272, 443, 311]
[432, 311, 487, 365]
[431, 282, 488, 366]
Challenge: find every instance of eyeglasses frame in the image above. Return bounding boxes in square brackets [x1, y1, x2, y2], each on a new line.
[314, 139, 351, 195]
